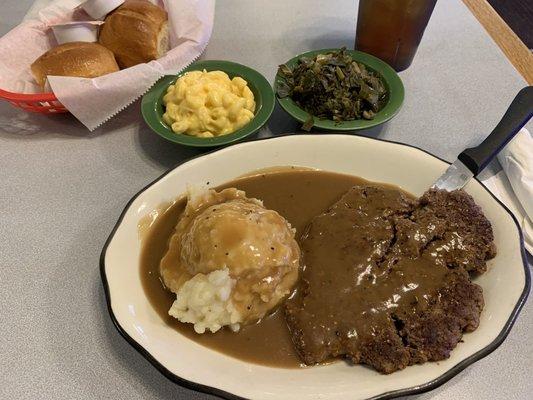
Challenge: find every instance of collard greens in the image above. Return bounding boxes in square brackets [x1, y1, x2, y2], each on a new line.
[277, 48, 387, 130]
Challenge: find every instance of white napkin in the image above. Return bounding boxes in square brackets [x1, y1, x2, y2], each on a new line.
[0, 0, 215, 130]
[481, 128, 533, 254]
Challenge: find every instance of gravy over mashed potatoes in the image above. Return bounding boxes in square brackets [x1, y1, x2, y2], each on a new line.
[162, 70, 256, 138]
[160, 187, 300, 334]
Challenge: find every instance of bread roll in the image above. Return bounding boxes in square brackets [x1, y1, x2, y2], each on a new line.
[98, 0, 169, 69]
[31, 42, 119, 89]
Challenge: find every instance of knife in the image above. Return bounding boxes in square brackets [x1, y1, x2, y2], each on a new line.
[433, 86, 533, 191]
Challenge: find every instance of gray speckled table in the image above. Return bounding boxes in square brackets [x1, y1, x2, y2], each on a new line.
[0, 1, 531, 399]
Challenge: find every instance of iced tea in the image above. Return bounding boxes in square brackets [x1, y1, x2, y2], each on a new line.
[355, 0, 438, 71]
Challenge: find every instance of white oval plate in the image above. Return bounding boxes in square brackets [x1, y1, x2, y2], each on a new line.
[101, 134, 529, 400]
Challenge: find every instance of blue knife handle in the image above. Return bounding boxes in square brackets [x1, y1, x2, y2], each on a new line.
[458, 86, 533, 176]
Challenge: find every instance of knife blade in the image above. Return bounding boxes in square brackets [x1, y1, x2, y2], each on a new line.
[431, 86, 533, 191]
[432, 159, 474, 191]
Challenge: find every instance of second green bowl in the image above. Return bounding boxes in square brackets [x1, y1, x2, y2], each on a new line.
[274, 49, 405, 131]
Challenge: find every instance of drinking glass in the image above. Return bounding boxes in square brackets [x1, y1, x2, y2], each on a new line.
[355, 0, 438, 71]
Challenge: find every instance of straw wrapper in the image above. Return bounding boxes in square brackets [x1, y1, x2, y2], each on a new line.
[0, 0, 215, 130]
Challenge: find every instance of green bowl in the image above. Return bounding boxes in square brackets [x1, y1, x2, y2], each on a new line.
[141, 60, 275, 147]
[274, 49, 405, 131]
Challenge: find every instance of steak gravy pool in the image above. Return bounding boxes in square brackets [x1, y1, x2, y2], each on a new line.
[140, 169, 495, 370]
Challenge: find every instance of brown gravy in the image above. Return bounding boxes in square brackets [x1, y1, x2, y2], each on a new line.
[140, 170, 409, 368]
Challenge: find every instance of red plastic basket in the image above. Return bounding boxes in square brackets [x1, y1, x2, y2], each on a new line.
[0, 88, 68, 114]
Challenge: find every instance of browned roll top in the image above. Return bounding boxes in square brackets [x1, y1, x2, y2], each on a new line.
[99, 0, 169, 69]
[30, 41, 119, 89]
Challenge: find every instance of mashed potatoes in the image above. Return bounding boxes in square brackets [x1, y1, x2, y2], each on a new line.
[168, 268, 241, 334]
[162, 70, 256, 138]
[160, 188, 300, 333]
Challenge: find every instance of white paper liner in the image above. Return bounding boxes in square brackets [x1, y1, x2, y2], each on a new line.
[0, 0, 215, 130]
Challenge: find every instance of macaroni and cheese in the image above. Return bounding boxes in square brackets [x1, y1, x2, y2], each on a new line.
[162, 70, 256, 138]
